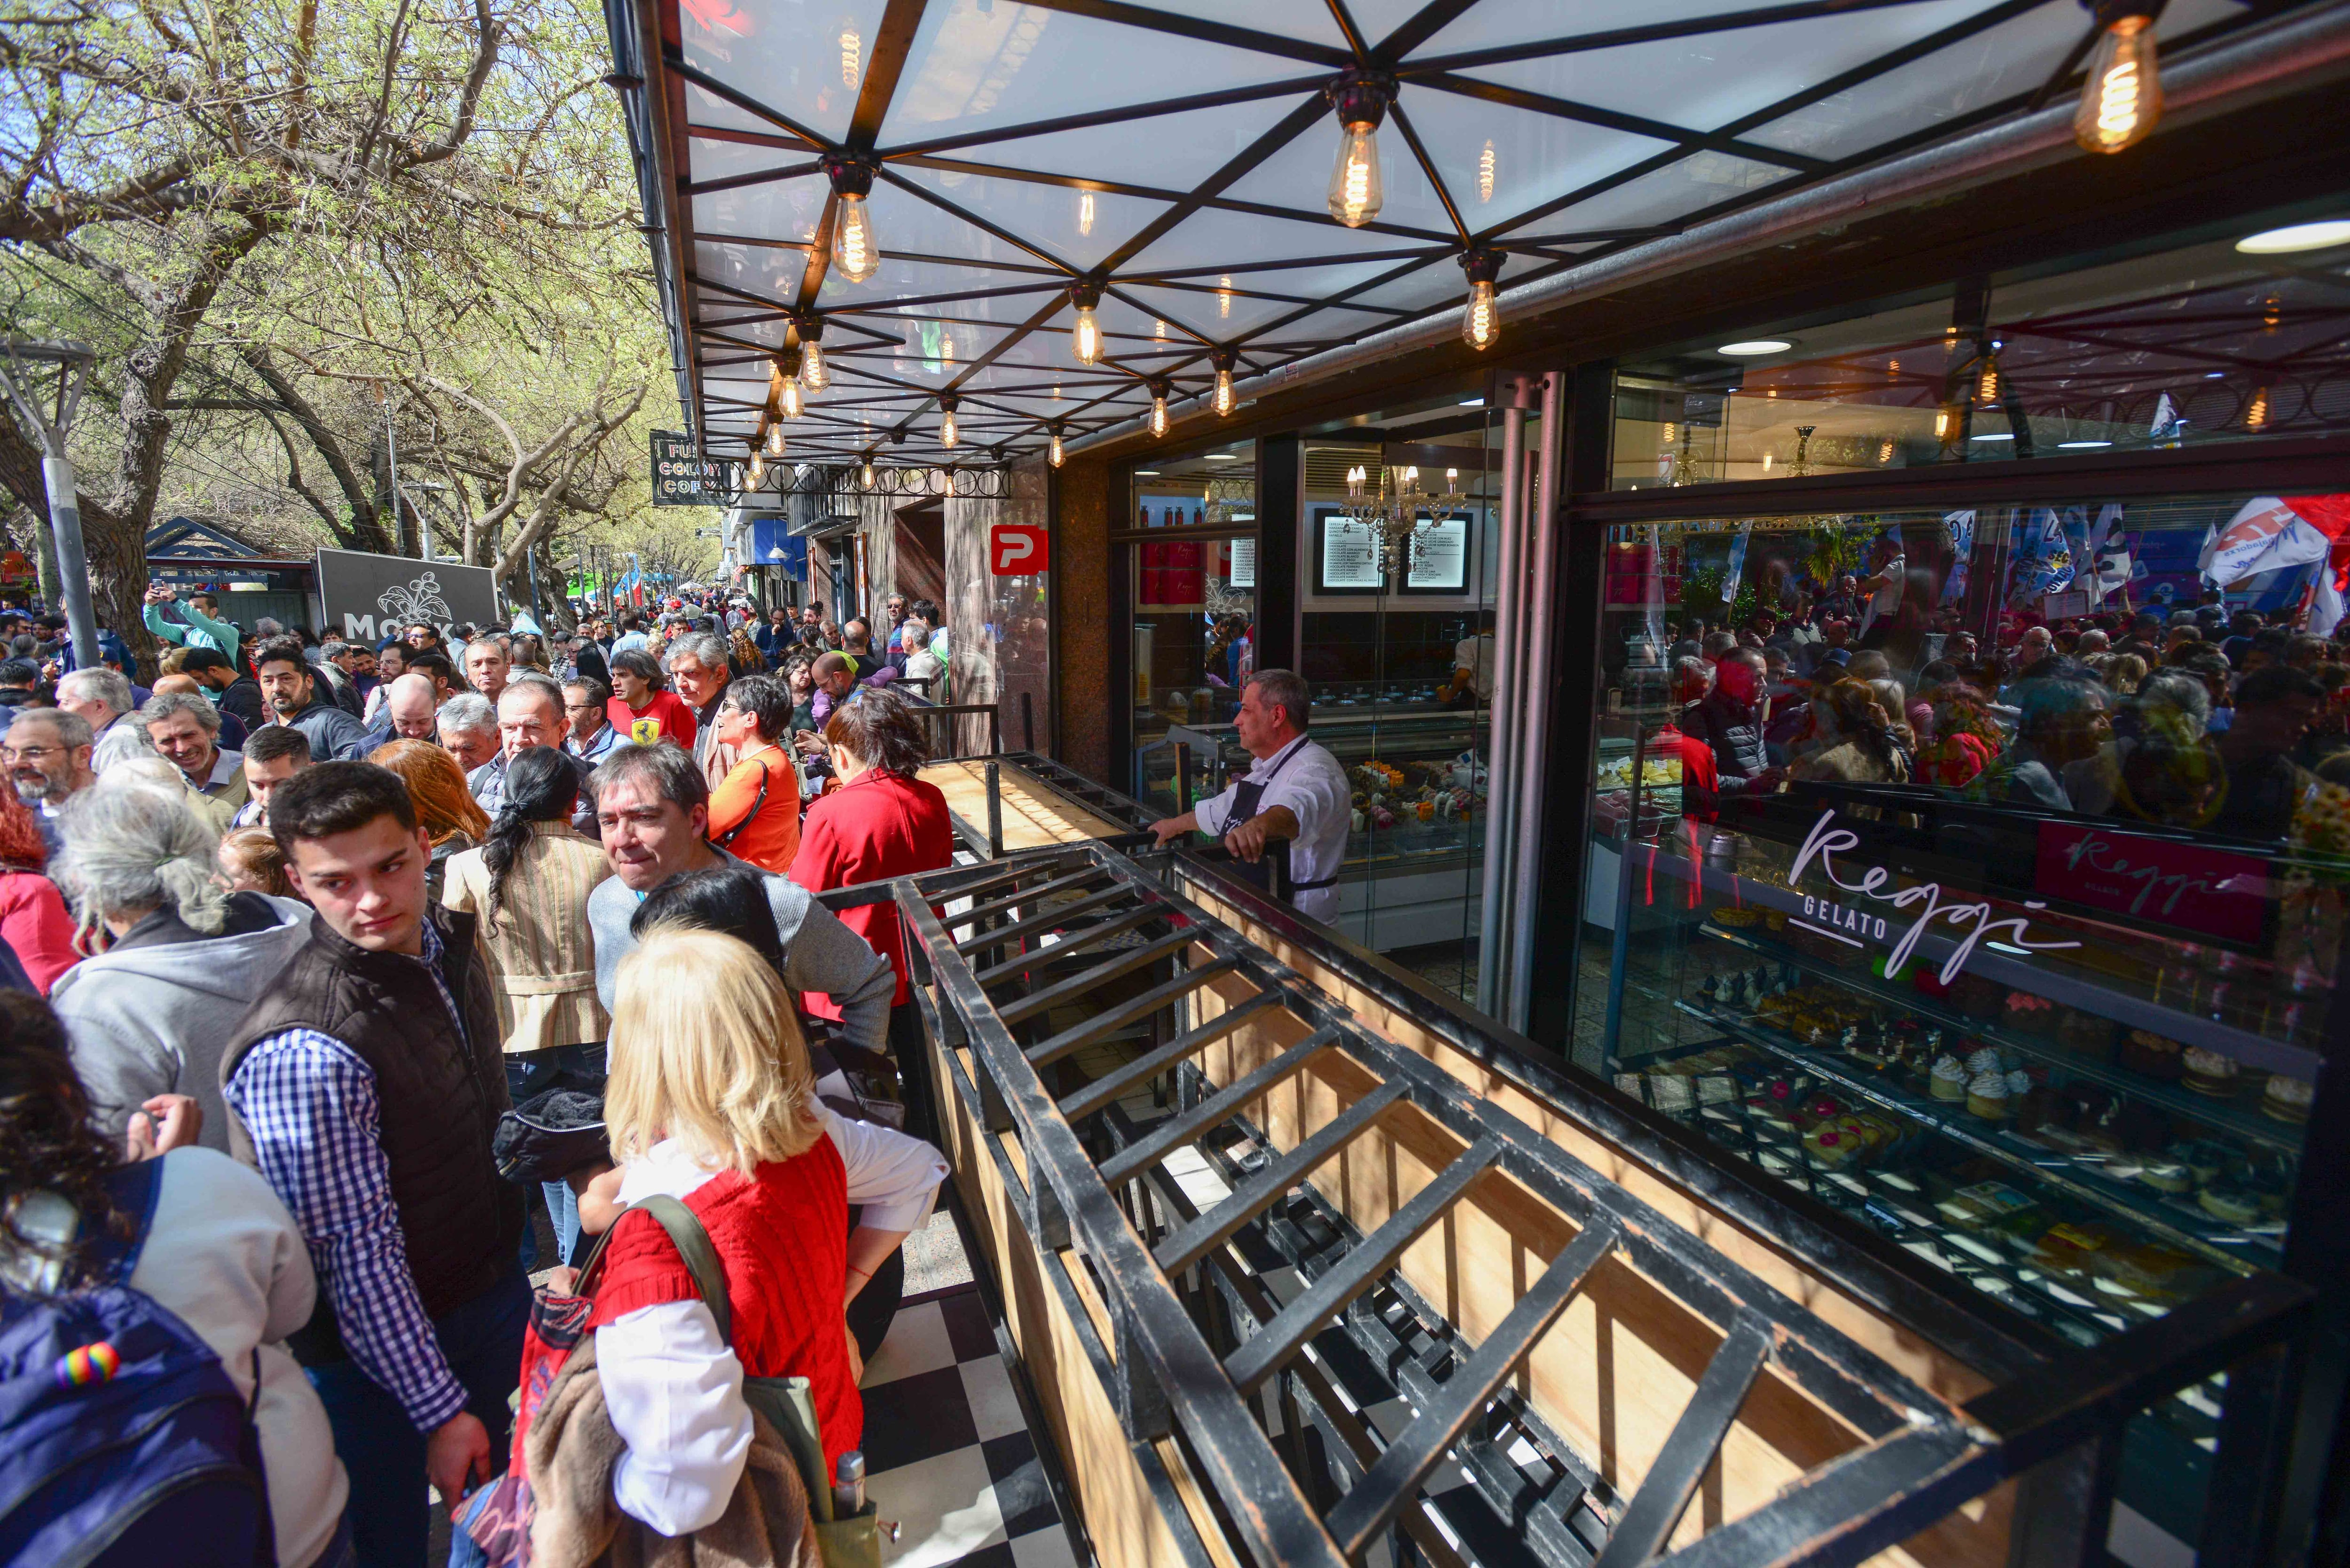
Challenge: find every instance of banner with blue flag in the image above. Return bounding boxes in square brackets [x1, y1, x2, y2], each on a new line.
[1722, 522, 1751, 605]
[2008, 508, 2074, 603]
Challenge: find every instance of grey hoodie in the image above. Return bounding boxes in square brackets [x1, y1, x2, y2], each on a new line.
[54, 893, 314, 1152]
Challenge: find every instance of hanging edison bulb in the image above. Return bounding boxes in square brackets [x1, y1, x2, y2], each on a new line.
[823, 157, 881, 283]
[1934, 404, 1960, 442]
[1068, 282, 1104, 366]
[1458, 248, 1503, 351]
[1976, 351, 1999, 404]
[1147, 381, 1169, 439]
[2075, 9, 2161, 155]
[763, 422, 786, 459]
[779, 374, 806, 421]
[1218, 277, 1232, 320]
[1660, 421, 1677, 446]
[747, 453, 768, 490]
[1048, 423, 1065, 468]
[938, 394, 960, 449]
[840, 24, 861, 90]
[1478, 140, 1496, 204]
[796, 316, 828, 391]
[860, 452, 877, 490]
[1077, 190, 1096, 236]
[2247, 387, 2271, 430]
[1324, 72, 1393, 227]
[1211, 350, 1237, 418]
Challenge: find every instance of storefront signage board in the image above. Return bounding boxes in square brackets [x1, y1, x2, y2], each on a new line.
[1315, 508, 1383, 592]
[315, 548, 500, 642]
[2034, 821, 2267, 944]
[650, 430, 734, 506]
[990, 523, 1050, 575]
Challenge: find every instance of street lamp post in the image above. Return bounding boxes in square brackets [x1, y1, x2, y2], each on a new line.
[0, 339, 101, 671]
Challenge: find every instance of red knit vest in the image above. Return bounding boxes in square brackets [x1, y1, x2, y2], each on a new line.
[589, 1138, 861, 1467]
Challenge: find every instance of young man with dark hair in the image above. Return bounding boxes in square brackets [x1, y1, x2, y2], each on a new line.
[223, 760, 526, 1567]
[176, 644, 268, 729]
[253, 635, 369, 761]
[233, 723, 312, 828]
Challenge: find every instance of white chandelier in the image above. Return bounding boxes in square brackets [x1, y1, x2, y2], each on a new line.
[1338, 462, 1466, 574]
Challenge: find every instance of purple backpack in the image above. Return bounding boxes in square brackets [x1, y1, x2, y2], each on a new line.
[0, 1160, 273, 1567]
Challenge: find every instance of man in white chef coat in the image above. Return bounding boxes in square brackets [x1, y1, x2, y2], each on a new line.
[1149, 668, 1350, 923]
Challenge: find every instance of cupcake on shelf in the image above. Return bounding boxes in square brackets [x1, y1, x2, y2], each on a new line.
[2180, 1047, 2241, 1098]
[2198, 1178, 2262, 1226]
[1929, 1054, 1969, 1102]
[1966, 1069, 2013, 1120]
[2001, 990, 2060, 1039]
[2262, 1074, 2315, 1124]
[2118, 1030, 2184, 1081]
[1965, 1045, 2005, 1080]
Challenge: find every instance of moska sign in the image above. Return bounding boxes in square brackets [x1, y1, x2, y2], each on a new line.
[1786, 810, 2082, 983]
[315, 548, 501, 643]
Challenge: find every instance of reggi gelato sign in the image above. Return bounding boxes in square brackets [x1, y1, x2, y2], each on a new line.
[2033, 822, 2267, 944]
[1788, 811, 2081, 983]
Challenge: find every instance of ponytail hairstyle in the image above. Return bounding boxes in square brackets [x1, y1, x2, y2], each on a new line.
[480, 746, 580, 926]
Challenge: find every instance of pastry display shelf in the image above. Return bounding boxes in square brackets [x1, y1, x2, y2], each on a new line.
[1698, 921, 2308, 1156]
[1672, 999, 2280, 1273]
[1636, 1035, 2232, 1378]
[1643, 843, 2324, 1084]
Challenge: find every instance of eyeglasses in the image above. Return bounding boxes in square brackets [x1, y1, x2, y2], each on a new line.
[2, 745, 60, 761]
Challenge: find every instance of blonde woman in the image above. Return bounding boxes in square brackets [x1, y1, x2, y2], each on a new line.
[575, 926, 942, 1538]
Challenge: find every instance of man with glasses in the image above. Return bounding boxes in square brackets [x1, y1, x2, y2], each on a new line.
[6, 708, 96, 853]
[469, 675, 595, 828]
[562, 677, 620, 768]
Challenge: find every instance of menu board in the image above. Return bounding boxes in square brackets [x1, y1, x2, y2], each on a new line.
[1316, 509, 1384, 592]
[1227, 537, 1257, 589]
[1405, 514, 1470, 592]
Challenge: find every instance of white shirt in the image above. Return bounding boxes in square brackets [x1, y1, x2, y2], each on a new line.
[1453, 634, 1495, 702]
[1861, 554, 1904, 633]
[1193, 735, 1351, 922]
[597, 1112, 948, 1537]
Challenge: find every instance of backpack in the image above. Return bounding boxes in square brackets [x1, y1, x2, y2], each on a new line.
[0, 1160, 273, 1568]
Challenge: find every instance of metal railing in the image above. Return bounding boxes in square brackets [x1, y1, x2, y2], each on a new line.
[891, 839, 2313, 1568]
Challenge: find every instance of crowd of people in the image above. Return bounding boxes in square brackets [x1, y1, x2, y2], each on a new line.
[1647, 587, 2350, 843]
[0, 581, 964, 1566]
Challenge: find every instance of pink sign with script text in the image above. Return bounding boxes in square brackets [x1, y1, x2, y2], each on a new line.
[2035, 822, 2267, 944]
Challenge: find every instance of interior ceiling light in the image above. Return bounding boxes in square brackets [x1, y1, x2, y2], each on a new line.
[2074, 0, 2163, 156]
[2237, 219, 2350, 254]
[1047, 422, 1065, 468]
[1211, 350, 1237, 418]
[1148, 379, 1171, 440]
[938, 393, 959, 449]
[1324, 70, 1394, 228]
[1068, 282, 1104, 366]
[822, 156, 881, 283]
[1718, 339, 1793, 356]
[1972, 431, 2016, 441]
[1459, 248, 1504, 351]
[795, 315, 828, 391]
[2059, 438, 2113, 448]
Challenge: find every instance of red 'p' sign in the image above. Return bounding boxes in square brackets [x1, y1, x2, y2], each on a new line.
[990, 524, 1050, 576]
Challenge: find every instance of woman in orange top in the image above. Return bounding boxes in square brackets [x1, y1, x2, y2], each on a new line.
[706, 673, 805, 874]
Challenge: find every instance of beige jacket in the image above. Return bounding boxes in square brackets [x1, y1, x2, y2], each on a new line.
[441, 821, 613, 1053]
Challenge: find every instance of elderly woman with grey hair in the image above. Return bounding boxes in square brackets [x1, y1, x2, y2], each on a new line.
[47, 779, 312, 1152]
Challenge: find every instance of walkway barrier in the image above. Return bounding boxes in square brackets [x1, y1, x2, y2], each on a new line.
[823, 757, 2314, 1568]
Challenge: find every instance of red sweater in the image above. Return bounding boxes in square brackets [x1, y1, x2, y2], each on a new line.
[789, 770, 954, 1011]
[588, 1139, 860, 1467]
[0, 871, 77, 994]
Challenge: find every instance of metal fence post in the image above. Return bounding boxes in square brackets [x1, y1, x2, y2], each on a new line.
[986, 758, 1004, 858]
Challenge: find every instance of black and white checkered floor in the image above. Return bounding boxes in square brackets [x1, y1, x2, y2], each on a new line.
[859, 1283, 1079, 1568]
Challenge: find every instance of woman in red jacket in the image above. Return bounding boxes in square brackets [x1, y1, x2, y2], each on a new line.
[0, 786, 77, 992]
[789, 687, 953, 1136]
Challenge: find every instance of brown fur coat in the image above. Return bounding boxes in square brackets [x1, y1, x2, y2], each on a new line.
[525, 1333, 824, 1568]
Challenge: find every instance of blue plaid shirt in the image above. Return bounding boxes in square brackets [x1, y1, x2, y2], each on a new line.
[224, 919, 473, 1433]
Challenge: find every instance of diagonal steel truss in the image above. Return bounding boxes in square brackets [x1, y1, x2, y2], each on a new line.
[891, 838, 2312, 1568]
[610, 0, 2301, 469]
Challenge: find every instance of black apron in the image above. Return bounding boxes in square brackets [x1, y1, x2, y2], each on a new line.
[1222, 738, 1336, 905]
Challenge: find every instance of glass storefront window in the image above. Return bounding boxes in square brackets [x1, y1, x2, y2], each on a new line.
[1609, 222, 2350, 488]
[1572, 492, 2337, 1546]
[1129, 443, 1257, 816]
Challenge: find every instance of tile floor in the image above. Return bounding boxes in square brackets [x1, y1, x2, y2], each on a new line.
[859, 1285, 1079, 1568]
